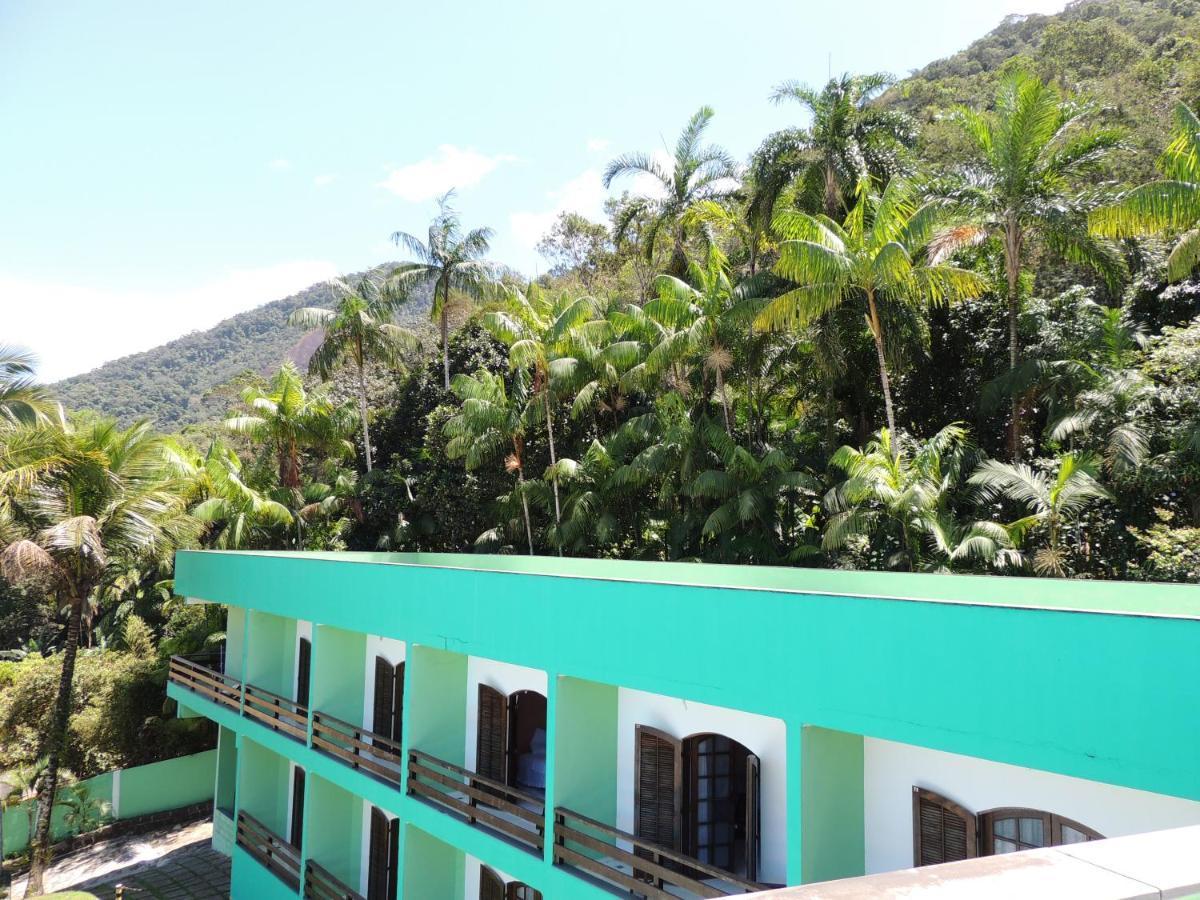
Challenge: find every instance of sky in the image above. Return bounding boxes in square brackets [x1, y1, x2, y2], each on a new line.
[1, 0, 1066, 382]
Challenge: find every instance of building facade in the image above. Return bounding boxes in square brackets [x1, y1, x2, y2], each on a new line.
[166, 550, 1200, 900]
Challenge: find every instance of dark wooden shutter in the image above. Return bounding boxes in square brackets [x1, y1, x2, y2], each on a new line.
[392, 661, 405, 744]
[479, 865, 505, 900]
[386, 815, 399, 899]
[295, 637, 312, 710]
[745, 752, 761, 881]
[634, 725, 682, 858]
[476, 684, 509, 784]
[289, 767, 305, 849]
[367, 807, 390, 900]
[373, 656, 395, 739]
[913, 787, 977, 866]
[506, 884, 542, 900]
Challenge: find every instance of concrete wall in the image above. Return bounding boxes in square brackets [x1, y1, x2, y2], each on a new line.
[316, 624, 368, 725]
[863, 737, 1200, 873]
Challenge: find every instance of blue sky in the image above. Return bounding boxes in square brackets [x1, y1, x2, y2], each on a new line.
[1, 0, 1064, 382]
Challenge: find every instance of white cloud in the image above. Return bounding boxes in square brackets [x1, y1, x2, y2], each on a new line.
[510, 168, 608, 250]
[2, 260, 340, 383]
[586, 137, 611, 153]
[268, 158, 291, 171]
[377, 145, 514, 203]
[313, 174, 336, 188]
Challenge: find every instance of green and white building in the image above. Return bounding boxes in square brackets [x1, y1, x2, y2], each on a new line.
[165, 550, 1200, 899]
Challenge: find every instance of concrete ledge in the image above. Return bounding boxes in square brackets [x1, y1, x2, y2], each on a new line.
[750, 826, 1200, 899]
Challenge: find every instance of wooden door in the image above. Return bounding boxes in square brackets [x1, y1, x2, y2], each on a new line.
[476, 685, 509, 784]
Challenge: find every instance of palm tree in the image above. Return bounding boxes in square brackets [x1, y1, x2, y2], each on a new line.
[0, 417, 198, 894]
[637, 244, 750, 434]
[224, 362, 354, 492]
[604, 105, 738, 278]
[0, 346, 51, 425]
[191, 440, 294, 549]
[289, 274, 418, 472]
[481, 287, 595, 535]
[1092, 102, 1200, 281]
[443, 369, 536, 554]
[389, 190, 499, 390]
[752, 72, 915, 221]
[690, 418, 817, 563]
[946, 69, 1125, 458]
[823, 424, 1015, 570]
[756, 177, 986, 434]
[970, 451, 1113, 576]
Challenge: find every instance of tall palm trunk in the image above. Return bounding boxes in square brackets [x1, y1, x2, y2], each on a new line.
[440, 306, 451, 391]
[356, 345, 373, 473]
[515, 467, 534, 556]
[543, 392, 562, 555]
[865, 290, 896, 436]
[1005, 219, 1023, 460]
[27, 593, 84, 896]
[715, 364, 732, 435]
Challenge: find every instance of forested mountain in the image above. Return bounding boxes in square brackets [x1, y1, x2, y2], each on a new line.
[52, 266, 431, 428]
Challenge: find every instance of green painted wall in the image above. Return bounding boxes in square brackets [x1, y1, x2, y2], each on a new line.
[312, 625, 366, 723]
[119, 749, 218, 819]
[176, 551, 1200, 803]
[305, 774, 362, 888]
[226, 605, 246, 680]
[407, 645, 466, 764]
[402, 825, 463, 900]
[231, 845, 299, 900]
[217, 726, 238, 812]
[2, 751, 216, 857]
[800, 726, 865, 883]
[554, 677, 618, 825]
[238, 737, 291, 836]
[246, 610, 296, 696]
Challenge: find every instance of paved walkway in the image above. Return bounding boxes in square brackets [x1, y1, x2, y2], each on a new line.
[8, 820, 230, 900]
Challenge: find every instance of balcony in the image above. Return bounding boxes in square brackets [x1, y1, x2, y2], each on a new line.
[311, 709, 403, 788]
[243, 682, 308, 743]
[407, 749, 545, 854]
[304, 859, 364, 900]
[237, 809, 302, 891]
[553, 807, 765, 899]
[168, 653, 241, 712]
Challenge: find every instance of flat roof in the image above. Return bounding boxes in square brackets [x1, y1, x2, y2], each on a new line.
[177, 550, 1200, 620]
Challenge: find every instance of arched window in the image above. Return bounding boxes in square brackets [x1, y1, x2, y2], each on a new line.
[475, 686, 547, 792]
[979, 808, 1103, 855]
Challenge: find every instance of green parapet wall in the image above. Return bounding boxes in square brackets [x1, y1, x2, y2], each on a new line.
[231, 845, 300, 900]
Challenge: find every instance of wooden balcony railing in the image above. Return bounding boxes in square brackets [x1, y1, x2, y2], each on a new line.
[242, 682, 308, 742]
[553, 807, 764, 899]
[168, 654, 242, 712]
[311, 710, 403, 788]
[407, 749, 545, 853]
[304, 859, 364, 900]
[236, 810, 302, 891]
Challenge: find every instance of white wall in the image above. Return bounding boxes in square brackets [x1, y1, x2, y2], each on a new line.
[359, 801, 399, 896]
[615, 687, 789, 885]
[864, 736, 1200, 874]
[361, 636, 406, 733]
[293, 619, 312, 701]
[464, 657, 547, 771]
[462, 854, 515, 900]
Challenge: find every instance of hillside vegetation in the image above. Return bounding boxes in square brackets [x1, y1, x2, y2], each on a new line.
[52, 267, 431, 428]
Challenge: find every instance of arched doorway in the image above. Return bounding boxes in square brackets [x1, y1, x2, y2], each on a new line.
[634, 726, 761, 880]
[476, 686, 547, 794]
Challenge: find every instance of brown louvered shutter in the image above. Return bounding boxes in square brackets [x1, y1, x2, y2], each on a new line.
[745, 752, 761, 881]
[386, 815, 399, 899]
[373, 656, 395, 740]
[913, 787, 977, 866]
[392, 661, 405, 744]
[367, 807, 390, 900]
[634, 725, 682, 857]
[295, 637, 312, 710]
[476, 685, 509, 784]
[289, 767, 305, 849]
[479, 865, 505, 900]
